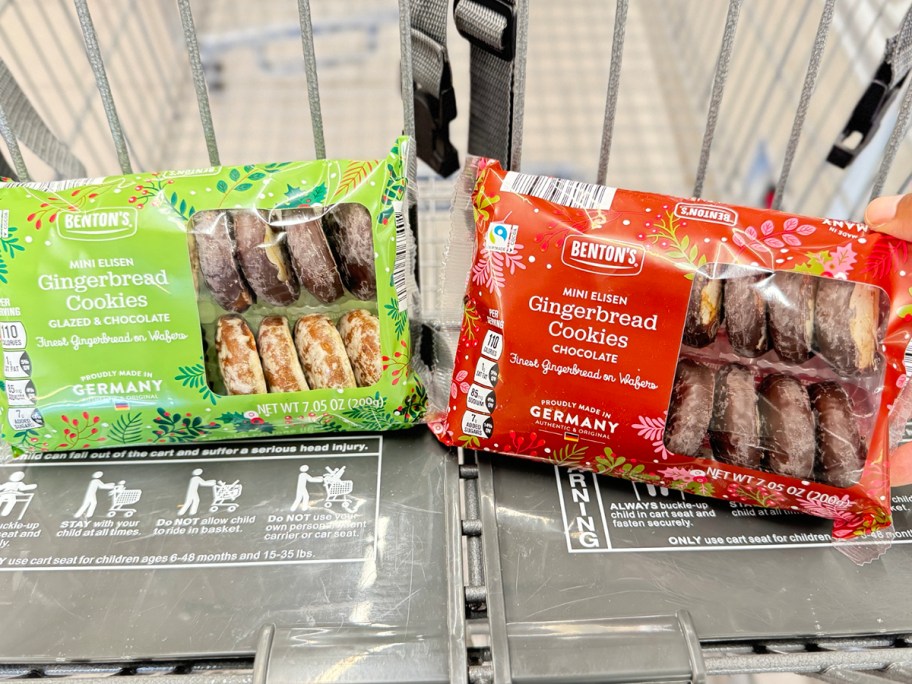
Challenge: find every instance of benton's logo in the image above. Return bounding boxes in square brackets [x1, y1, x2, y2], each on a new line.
[674, 202, 738, 226]
[561, 235, 644, 276]
[58, 208, 138, 241]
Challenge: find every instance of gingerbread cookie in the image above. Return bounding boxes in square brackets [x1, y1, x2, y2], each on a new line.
[709, 364, 762, 469]
[279, 208, 345, 304]
[294, 314, 356, 389]
[257, 316, 309, 393]
[809, 382, 865, 487]
[324, 203, 377, 300]
[767, 272, 815, 363]
[193, 210, 254, 313]
[814, 280, 880, 376]
[664, 359, 715, 457]
[723, 270, 769, 357]
[337, 309, 382, 387]
[682, 271, 723, 348]
[234, 209, 299, 306]
[759, 374, 815, 479]
[216, 315, 267, 395]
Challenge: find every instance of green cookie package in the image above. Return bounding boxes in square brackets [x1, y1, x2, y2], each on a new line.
[0, 138, 425, 454]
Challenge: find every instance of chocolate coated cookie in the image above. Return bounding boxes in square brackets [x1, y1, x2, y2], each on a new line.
[809, 382, 865, 487]
[324, 203, 377, 301]
[724, 271, 769, 357]
[234, 210, 299, 306]
[814, 280, 880, 376]
[682, 272, 723, 348]
[193, 210, 254, 312]
[664, 359, 715, 457]
[710, 364, 762, 468]
[759, 374, 815, 479]
[767, 272, 815, 363]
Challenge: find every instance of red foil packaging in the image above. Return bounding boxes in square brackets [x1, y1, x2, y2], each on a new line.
[433, 159, 912, 554]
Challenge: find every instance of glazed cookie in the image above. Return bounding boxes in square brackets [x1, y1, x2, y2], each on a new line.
[280, 208, 345, 304]
[193, 210, 254, 312]
[723, 271, 769, 357]
[682, 271, 723, 348]
[324, 203, 377, 301]
[814, 280, 880, 376]
[234, 209, 299, 306]
[257, 316, 309, 393]
[216, 315, 267, 395]
[758, 374, 815, 479]
[337, 309, 382, 387]
[809, 382, 865, 487]
[767, 272, 816, 363]
[709, 364, 762, 469]
[294, 314, 357, 390]
[664, 359, 715, 457]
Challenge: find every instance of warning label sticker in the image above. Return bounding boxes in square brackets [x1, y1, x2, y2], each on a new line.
[555, 467, 910, 552]
[0, 436, 381, 570]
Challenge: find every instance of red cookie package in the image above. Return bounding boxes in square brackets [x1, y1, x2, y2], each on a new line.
[433, 158, 912, 548]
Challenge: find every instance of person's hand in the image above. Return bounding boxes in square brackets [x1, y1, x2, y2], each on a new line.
[865, 194, 912, 240]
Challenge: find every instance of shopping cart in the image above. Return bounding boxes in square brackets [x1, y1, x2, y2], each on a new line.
[209, 480, 242, 513]
[322, 467, 353, 511]
[106, 485, 141, 518]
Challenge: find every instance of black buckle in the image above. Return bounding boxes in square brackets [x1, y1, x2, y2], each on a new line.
[828, 59, 907, 168]
[414, 61, 460, 178]
[454, 0, 516, 62]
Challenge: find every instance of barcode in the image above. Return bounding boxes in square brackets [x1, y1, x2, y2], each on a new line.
[501, 171, 616, 209]
[0, 177, 105, 191]
[392, 202, 408, 312]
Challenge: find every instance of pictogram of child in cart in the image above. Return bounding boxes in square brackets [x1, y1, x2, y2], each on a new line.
[0, 472, 36, 521]
[322, 466, 356, 512]
[107, 480, 142, 517]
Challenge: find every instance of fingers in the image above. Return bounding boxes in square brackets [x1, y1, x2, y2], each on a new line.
[865, 194, 912, 240]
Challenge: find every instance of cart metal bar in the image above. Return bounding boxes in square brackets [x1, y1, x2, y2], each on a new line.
[250, 623, 272, 684]
[723, 0, 811, 192]
[468, 663, 494, 684]
[475, 454, 512, 684]
[97, 2, 154, 171]
[596, 0, 628, 185]
[43, 675, 253, 684]
[813, 670, 903, 683]
[870, 77, 912, 200]
[693, 0, 743, 198]
[295, 0, 325, 159]
[462, 460, 485, 600]
[510, 0, 529, 171]
[444, 454, 470, 684]
[177, 0, 219, 166]
[882, 662, 912, 682]
[704, 647, 912, 675]
[9, 0, 72, 154]
[49, 0, 115, 173]
[900, 167, 912, 194]
[793, 1, 889, 212]
[771, 0, 835, 210]
[397, 0, 417, 219]
[398, 0, 416, 140]
[73, 0, 132, 173]
[0, 87, 29, 180]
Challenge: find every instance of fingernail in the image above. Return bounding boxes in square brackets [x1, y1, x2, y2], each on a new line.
[865, 194, 903, 226]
